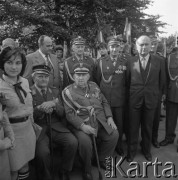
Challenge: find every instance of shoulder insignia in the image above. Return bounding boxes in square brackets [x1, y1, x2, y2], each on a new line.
[63, 84, 73, 92]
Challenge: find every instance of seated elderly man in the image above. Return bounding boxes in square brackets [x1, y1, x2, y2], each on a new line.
[62, 63, 119, 180]
[31, 65, 78, 180]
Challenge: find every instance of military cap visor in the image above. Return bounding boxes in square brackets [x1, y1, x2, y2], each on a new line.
[73, 63, 90, 74]
[108, 35, 124, 46]
[32, 65, 51, 75]
[72, 36, 86, 45]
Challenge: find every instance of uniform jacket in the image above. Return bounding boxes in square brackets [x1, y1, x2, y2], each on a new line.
[63, 55, 96, 89]
[95, 54, 127, 107]
[126, 54, 166, 109]
[166, 53, 178, 103]
[62, 81, 114, 135]
[31, 85, 70, 133]
[24, 50, 62, 90]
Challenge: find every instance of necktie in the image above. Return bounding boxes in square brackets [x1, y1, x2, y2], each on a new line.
[142, 58, 146, 70]
[45, 55, 50, 66]
[41, 89, 47, 100]
[13, 82, 27, 104]
[112, 59, 117, 66]
[45, 55, 53, 71]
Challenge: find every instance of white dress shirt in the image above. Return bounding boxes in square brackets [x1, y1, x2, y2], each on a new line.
[140, 54, 150, 69]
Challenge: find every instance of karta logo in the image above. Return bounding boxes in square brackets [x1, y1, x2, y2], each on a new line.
[105, 156, 178, 178]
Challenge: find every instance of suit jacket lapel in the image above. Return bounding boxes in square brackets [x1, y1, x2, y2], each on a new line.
[36, 50, 46, 64]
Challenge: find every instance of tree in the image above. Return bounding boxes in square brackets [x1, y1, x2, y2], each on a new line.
[0, 0, 167, 49]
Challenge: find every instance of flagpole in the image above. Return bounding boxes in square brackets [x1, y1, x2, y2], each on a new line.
[175, 32, 178, 47]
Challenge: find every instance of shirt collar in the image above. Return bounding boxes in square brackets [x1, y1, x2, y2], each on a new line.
[35, 84, 47, 94]
[2, 74, 22, 85]
[110, 55, 118, 61]
[140, 54, 150, 62]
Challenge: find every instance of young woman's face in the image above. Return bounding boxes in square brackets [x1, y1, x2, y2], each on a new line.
[4, 54, 22, 78]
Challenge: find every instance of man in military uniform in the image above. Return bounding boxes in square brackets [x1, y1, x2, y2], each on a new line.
[95, 35, 127, 156]
[63, 36, 96, 89]
[31, 65, 78, 180]
[150, 36, 166, 148]
[159, 48, 178, 149]
[62, 63, 118, 180]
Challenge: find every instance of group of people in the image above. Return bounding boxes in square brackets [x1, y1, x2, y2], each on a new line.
[0, 33, 178, 180]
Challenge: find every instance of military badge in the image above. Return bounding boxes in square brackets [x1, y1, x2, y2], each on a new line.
[115, 65, 123, 74]
[92, 88, 101, 99]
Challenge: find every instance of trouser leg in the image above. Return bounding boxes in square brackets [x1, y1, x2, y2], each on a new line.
[97, 124, 119, 161]
[111, 107, 123, 149]
[165, 101, 178, 140]
[72, 130, 93, 173]
[51, 130, 78, 172]
[35, 134, 51, 180]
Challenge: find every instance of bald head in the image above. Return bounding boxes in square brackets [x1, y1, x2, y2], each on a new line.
[2, 38, 16, 50]
[136, 35, 151, 57]
[38, 35, 53, 55]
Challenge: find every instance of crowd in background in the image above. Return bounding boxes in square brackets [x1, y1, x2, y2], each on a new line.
[0, 34, 178, 180]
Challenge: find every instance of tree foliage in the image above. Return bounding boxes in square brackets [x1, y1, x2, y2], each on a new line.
[0, 0, 167, 48]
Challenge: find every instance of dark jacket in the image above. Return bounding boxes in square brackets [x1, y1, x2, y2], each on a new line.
[126, 54, 166, 109]
[166, 53, 178, 103]
[62, 81, 114, 135]
[95, 54, 127, 107]
[31, 85, 70, 133]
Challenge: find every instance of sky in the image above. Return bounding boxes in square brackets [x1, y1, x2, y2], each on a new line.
[144, 0, 178, 37]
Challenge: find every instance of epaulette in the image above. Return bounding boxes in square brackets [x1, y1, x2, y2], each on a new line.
[88, 81, 99, 88]
[63, 84, 73, 92]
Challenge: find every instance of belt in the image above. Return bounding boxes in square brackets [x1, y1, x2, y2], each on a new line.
[9, 116, 29, 124]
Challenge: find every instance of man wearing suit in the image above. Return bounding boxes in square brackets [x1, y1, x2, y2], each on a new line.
[126, 35, 166, 162]
[62, 63, 118, 180]
[160, 49, 178, 148]
[31, 65, 78, 180]
[63, 36, 96, 89]
[24, 35, 62, 90]
[95, 35, 127, 156]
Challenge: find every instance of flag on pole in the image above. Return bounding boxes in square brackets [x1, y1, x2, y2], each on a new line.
[97, 30, 105, 43]
[163, 38, 167, 58]
[127, 22, 131, 45]
[96, 30, 105, 59]
[63, 41, 67, 59]
[123, 17, 128, 38]
[175, 32, 178, 47]
[123, 18, 131, 45]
